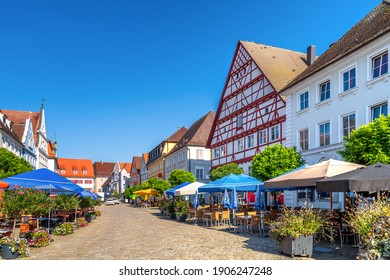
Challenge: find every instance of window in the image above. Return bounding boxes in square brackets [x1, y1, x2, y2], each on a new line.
[270, 125, 280, 141]
[247, 134, 254, 148]
[84, 180, 92, 184]
[299, 129, 309, 151]
[259, 130, 267, 145]
[319, 80, 330, 102]
[237, 114, 243, 127]
[237, 138, 244, 151]
[82, 170, 87, 174]
[342, 113, 356, 139]
[73, 169, 78, 174]
[372, 51, 388, 79]
[299, 91, 309, 110]
[220, 145, 226, 157]
[213, 148, 219, 158]
[342, 68, 356, 92]
[195, 168, 204, 179]
[196, 149, 203, 159]
[61, 169, 65, 174]
[319, 122, 330, 147]
[371, 102, 388, 121]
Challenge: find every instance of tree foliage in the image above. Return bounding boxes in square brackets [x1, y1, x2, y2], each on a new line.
[251, 144, 305, 181]
[0, 148, 33, 179]
[340, 115, 390, 165]
[209, 162, 244, 181]
[141, 178, 170, 195]
[168, 169, 195, 187]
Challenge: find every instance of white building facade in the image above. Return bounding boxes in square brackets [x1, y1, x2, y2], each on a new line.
[283, 3, 390, 165]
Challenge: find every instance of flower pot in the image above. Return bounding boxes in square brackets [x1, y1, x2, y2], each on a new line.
[279, 235, 313, 258]
[1, 244, 19, 259]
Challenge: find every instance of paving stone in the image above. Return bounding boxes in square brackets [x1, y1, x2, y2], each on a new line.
[21, 204, 358, 260]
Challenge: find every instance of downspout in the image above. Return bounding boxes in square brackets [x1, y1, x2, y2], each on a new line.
[187, 147, 191, 173]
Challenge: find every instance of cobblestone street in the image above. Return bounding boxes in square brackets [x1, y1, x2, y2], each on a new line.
[24, 203, 358, 260]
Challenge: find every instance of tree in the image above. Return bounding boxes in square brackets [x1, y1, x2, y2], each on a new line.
[340, 115, 390, 165]
[0, 148, 33, 179]
[209, 162, 244, 181]
[251, 144, 305, 181]
[168, 169, 195, 187]
[141, 178, 170, 195]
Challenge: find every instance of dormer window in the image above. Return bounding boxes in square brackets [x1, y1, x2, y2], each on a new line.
[73, 169, 78, 174]
[83, 170, 87, 174]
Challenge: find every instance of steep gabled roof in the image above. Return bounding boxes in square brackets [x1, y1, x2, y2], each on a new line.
[120, 162, 132, 173]
[283, 2, 390, 91]
[131, 156, 142, 170]
[166, 126, 188, 142]
[93, 161, 115, 176]
[2, 110, 41, 144]
[142, 152, 148, 164]
[240, 41, 308, 92]
[47, 141, 57, 159]
[0, 110, 24, 146]
[169, 111, 215, 155]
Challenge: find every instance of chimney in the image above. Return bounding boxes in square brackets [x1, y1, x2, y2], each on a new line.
[307, 45, 316, 66]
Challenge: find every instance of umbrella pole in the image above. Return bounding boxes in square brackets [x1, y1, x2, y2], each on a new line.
[330, 192, 333, 215]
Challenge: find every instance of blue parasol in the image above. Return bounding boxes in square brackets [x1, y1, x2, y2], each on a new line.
[222, 188, 230, 208]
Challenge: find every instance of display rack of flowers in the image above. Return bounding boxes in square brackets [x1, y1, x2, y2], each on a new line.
[346, 197, 390, 260]
[23, 229, 52, 247]
[1, 236, 30, 259]
[52, 222, 75, 236]
[269, 206, 329, 258]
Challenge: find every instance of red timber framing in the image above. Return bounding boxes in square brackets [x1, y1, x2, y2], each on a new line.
[207, 41, 304, 170]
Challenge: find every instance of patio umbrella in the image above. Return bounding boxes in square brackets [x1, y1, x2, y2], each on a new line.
[222, 188, 230, 208]
[264, 159, 363, 190]
[77, 190, 97, 200]
[0, 181, 10, 189]
[254, 184, 267, 237]
[2, 168, 84, 193]
[173, 182, 205, 196]
[165, 182, 190, 196]
[134, 188, 159, 200]
[317, 162, 390, 192]
[198, 174, 263, 193]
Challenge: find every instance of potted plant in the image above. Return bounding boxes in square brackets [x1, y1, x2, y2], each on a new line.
[0, 236, 30, 259]
[346, 197, 390, 260]
[269, 206, 328, 258]
[168, 201, 176, 219]
[52, 222, 75, 236]
[23, 229, 52, 247]
[174, 200, 189, 222]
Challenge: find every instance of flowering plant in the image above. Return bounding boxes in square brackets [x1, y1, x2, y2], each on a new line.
[74, 217, 88, 228]
[269, 206, 329, 242]
[346, 197, 390, 259]
[23, 229, 52, 247]
[52, 222, 75, 236]
[0, 236, 30, 257]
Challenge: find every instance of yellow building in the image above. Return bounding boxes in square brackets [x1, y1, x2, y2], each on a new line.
[146, 127, 187, 180]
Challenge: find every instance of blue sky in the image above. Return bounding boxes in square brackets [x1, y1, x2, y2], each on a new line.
[0, 0, 380, 163]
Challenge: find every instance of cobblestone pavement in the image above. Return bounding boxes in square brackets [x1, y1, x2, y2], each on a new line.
[24, 203, 358, 260]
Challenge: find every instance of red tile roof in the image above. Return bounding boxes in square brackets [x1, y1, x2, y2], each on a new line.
[2, 110, 41, 145]
[57, 158, 94, 178]
[120, 162, 132, 173]
[93, 161, 115, 176]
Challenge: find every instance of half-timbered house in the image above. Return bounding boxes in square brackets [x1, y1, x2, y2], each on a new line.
[207, 40, 309, 174]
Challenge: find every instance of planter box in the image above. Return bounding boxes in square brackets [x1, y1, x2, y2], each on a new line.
[280, 235, 313, 258]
